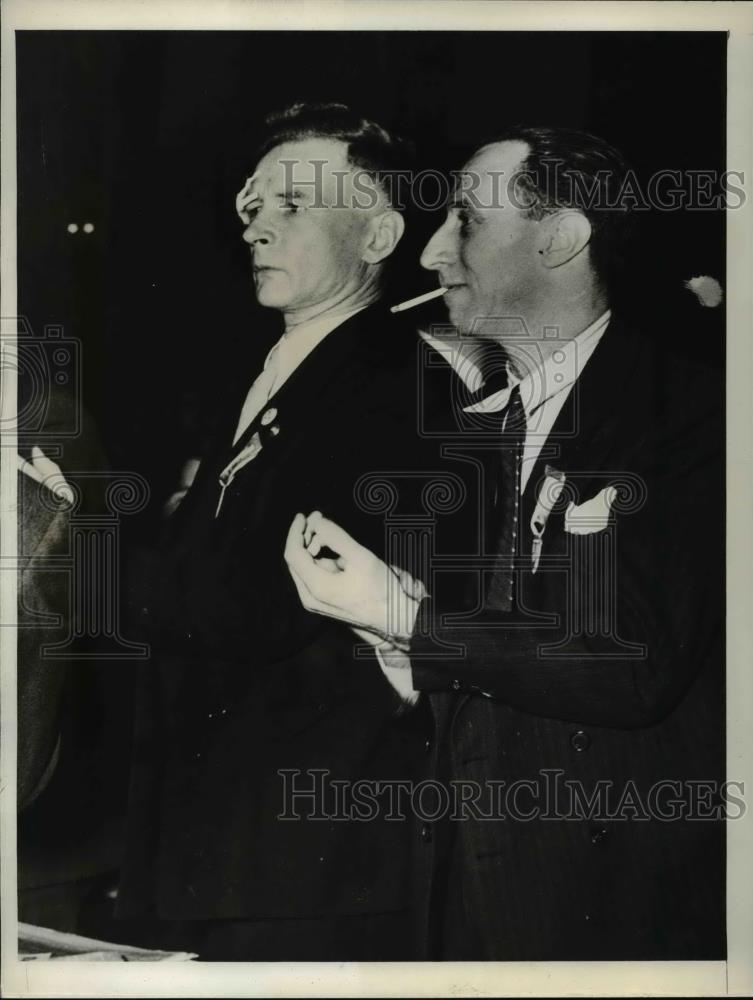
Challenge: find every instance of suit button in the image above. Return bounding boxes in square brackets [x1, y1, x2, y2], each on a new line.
[570, 729, 591, 752]
[590, 825, 609, 845]
[420, 824, 433, 844]
[424, 739, 432, 755]
[451, 679, 462, 691]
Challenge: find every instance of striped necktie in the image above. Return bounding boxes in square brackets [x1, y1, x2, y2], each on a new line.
[486, 383, 526, 612]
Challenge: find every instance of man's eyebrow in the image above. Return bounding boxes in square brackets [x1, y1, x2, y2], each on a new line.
[448, 191, 475, 210]
[276, 187, 310, 201]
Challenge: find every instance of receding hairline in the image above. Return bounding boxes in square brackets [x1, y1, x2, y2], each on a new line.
[252, 134, 395, 209]
[464, 138, 532, 175]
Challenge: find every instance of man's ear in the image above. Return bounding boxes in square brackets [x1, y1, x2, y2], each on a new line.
[362, 210, 405, 264]
[537, 210, 592, 269]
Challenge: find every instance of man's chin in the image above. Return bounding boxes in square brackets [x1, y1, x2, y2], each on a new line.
[254, 284, 291, 311]
[445, 305, 472, 337]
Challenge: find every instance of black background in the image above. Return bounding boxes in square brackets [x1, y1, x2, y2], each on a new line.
[15, 29, 727, 941]
[17, 30, 726, 511]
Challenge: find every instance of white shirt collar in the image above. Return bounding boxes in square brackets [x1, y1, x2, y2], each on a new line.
[462, 310, 612, 415]
[266, 303, 370, 392]
[418, 328, 487, 394]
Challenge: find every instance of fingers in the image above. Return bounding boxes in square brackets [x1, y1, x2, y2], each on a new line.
[390, 564, 427, 602]
[303, 511, 366, 565]
[17, 453, 44, 484]
[284, 512, 308, 565]
[316, 557, 342, 575]
[32, 446, 61, 478]
[303, 510, 321, 549]
[285, 512, 339, 583]
[29, 446, 75, 504]
[235, 173, 261, 223]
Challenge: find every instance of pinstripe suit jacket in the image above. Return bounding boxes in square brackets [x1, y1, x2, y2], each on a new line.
[409, 318, 725, 959]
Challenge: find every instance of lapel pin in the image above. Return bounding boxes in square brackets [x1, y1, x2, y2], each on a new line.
[530, 465, 566, 574]
[215, 431, 263, 517]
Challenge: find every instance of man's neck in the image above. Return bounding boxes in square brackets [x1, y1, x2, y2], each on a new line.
[497, 286, 609, 377]
[283, 284, 380, 333]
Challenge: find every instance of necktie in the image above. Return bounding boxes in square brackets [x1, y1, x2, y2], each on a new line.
[232, 343, 281, 445]
[464, 343, 512, 408]
[486, 384, 526, 612]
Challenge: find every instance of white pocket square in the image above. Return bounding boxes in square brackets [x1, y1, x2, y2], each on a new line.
[564, 486, 618, 535]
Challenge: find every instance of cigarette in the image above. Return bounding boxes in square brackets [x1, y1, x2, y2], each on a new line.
[390, 286, 447, 313]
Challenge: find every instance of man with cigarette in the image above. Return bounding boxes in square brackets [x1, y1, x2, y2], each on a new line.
[116, 102, 450, 960]
[285, 126, 725, 959]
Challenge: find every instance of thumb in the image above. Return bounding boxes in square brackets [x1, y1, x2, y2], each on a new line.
[31, 446, 62, 478]
[306, 513, 365, 563]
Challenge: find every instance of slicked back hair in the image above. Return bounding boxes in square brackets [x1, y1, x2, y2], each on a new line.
[254, 101, 415, 212]
[479, 125, 635, 288]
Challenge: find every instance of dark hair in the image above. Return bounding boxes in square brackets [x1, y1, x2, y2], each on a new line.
[482, 125, 635, 287]
[254, 101, 415, 211]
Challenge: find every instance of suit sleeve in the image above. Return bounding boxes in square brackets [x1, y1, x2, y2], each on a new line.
[409, 372, 723, 730]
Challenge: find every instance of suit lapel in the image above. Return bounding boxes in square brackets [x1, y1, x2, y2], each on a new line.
[222, 303, 388, 462]
[204, 303, 405, 520]
[521, 317, 645, 528]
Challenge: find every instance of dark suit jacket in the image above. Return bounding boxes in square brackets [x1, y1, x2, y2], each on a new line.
[408, 317, 725, 959]
[117, 303, 435, 923]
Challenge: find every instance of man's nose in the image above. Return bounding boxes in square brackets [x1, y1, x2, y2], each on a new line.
[242, 213, 275, 247]
[420, 219, 455, 272]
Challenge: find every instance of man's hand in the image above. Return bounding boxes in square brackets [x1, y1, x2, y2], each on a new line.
[17, 446, 75, 505]
[284, 511, 425, 648]
[235, 172, 261, 224]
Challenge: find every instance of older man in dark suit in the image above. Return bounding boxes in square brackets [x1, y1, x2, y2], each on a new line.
[115, 103, 443, 960]
[285, 127, 725, 960]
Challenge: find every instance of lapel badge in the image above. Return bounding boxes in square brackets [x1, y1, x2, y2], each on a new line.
[530, 465, 566, 574]
[215, 431, 263, 517]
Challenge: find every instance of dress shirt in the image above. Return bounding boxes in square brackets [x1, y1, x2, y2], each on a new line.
[378, 311, 612, 704]
[233, 303, 368, 444]
[424, 310, 611, 492]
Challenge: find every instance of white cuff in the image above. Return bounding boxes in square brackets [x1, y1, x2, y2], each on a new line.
[374, 643, 420, 706]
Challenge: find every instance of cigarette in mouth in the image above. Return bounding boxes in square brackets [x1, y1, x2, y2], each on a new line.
[390, 286, 448, 313]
